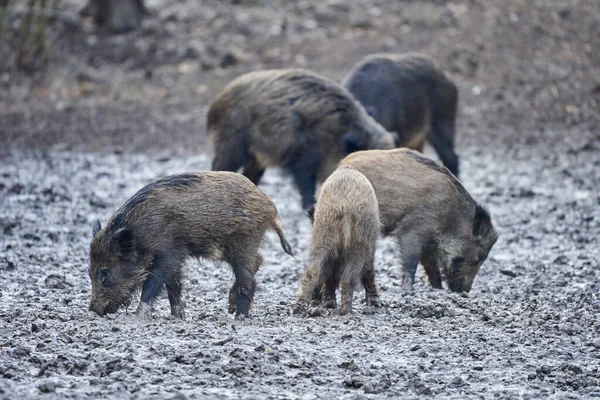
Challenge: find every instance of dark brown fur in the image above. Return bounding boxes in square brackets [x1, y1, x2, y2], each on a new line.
[340, 149, 498, 293]
[343, 53, 460, 175]
[89, 172, 293, 320]
[297, 166, 380, 315]
[207, 68, 397, 209]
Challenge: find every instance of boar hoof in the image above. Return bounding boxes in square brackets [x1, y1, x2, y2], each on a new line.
[367, 296, 381, 307]
[170, 305, 185, 320]
[339, 306, 352, 315]
[323, 298, 337, 309]
[292, 302, 307, 315]
[307, 306, 322, 317]
[234, 313, 248, 321]
[136, 302, 153, 319]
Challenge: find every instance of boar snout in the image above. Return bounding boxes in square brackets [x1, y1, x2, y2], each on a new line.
[447, 273, 475, 293]
[89, 299, 118, 316]
[89, 301, 106, 316]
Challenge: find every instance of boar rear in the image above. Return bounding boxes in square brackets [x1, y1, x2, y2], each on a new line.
[298, 166, 381, 315]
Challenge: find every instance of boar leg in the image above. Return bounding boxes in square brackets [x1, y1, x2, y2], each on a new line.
[242, 157, 266, 185]
[229, 254, 262, 314]
[420, 249, 443, 289]
[287, 151, 318, 209]
[228, 282, 240, 314]
[137, 252, 185, 319]
[211, 143, 247, 173]
[321, 258, 341, 309]
[226, 249, 260, 319]
[166, 279, 185, 320]
[362, 262, 380, 307]
[429, 120, 459, 176]
[339, 262, 361, 315]
[137, 276, 164, 318]
[397, 233, 424, 289]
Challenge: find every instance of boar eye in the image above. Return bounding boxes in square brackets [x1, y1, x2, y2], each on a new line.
[99, 268, 111, 285]
[450, 257, 464, 272]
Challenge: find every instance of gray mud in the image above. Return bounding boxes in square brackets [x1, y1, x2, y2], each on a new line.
[1, 143, 599, 399]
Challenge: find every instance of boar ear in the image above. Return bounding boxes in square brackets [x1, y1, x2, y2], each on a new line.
[473, 205, 493, 238]
[112, 227, 134, 253]
[306, 205, 315, 224]
[341, 133, 367, 155]
[92, 220, 102, 237]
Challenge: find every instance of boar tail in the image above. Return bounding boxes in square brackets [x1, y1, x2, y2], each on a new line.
[273, 218, 294, 257]
[342, 215, 353, 249]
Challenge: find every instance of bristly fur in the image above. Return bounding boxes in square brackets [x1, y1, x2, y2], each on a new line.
[207, 68, 396, 209]
[340, 148, 497, 293]
[343, 53, 460, 176]
[297, 166, 380, 315]
[89, 171, 293, 319]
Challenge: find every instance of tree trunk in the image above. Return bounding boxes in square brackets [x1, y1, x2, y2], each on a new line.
[80, 0, 145, 33]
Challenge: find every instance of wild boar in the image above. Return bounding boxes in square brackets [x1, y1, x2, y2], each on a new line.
[297, 166, 381, 315]
[88, 172, 293, 320]
[207, 68, 398, 210]
[339, 148, 497, 293]
[343, 53, 460, 176]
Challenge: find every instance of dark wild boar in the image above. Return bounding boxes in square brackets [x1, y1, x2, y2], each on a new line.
[89, 172, 293, 320]
[340, 148, 497, 293]
[297, 166, 381, 315]
[343, 53, 460, 175]
[207, 68, 397, 209]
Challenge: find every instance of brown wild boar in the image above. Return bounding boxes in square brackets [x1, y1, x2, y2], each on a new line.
[89, 172, 293, 320]
[343, 53, 460, 176]
[339, 148, 498, 293]
[207, 68, 398, 210]
[297, 166, 381, 315]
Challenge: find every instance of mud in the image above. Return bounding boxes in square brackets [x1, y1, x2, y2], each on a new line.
[1, 0, 599, 398]
[1, 142, 599, 399]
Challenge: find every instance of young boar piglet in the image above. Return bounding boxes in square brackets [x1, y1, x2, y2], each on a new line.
[89, 172, 293, 320]
[297, 166, 381, 315]
[343, 53, 460, 176]
[208, 68, 397, 209]
[340, 149, 497, 293]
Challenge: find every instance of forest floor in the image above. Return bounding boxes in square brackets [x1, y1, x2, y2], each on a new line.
[1, 0, 599, 398]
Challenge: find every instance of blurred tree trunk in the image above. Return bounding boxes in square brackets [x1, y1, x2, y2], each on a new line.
[80, 0, 145, 33]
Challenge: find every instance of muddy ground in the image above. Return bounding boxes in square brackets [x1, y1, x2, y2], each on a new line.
[1, 0, 599, 398]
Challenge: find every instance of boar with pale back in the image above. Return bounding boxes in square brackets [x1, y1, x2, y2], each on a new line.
[297, 166, 381, 315]
[340, 149, 497, 293]
[207, 68, 397, 210]
[343, 53, 460, 176]
[89, 172, 293, 320]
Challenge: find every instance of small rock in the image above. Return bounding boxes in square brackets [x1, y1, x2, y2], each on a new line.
[537, 365, 552, 375]
[220, 52, 239, 69]
[38, 381, 55, 393]
[13, 345, 31, 358]
[343, 374, 364, 388]
[553, 255, 569, 265]
[45, 274, 68, 289]
[499, 269, 517, 277]
[338, 360, 358, 371]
